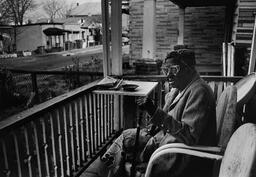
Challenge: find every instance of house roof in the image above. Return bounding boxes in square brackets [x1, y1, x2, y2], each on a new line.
[69, 2, 101, 17]
[170, 0, 235, 8]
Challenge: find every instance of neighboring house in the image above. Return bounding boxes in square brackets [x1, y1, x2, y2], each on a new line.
[68, 2, 129, 45]
[0, 25, 14, 54]
[15, 18, 88, 53]
[16, 22, 68, 52]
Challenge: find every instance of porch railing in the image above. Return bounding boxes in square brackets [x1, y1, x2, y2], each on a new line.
[0, 75, 242, 177]
[0, 80, 119, 177]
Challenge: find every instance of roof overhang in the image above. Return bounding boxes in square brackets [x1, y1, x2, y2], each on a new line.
[43, 28, 71, 36]
[169, 0, 235, 8]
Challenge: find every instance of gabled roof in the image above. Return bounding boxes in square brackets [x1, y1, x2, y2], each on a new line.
[69, 2, 101, 17]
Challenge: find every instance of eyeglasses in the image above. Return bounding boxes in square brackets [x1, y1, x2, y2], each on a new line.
[161, 65, 180, 76]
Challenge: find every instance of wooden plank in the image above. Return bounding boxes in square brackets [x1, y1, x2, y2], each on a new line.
[88, 94, 95, 155]
[178, 8, 185, 45]
[101, 0, 110, 76]
[74, 101, 81, 166]
[142, 0, 156, 59]
[79, 97, 86, 162]
[40, 119, 50, 177]
[12, 132, 22, 177]
[56, 109, 64, 177]
[63, 106, 71, 176]
[49, 113, 58, 177]
[103, 95, 108, 141]
[93, 81, 158, 97]
[222, 43, 227, 76]
[93, 94, 98, 150]
[100, 94, 104, 144]
[111, 0, 122, 75]
[23, 126, 33, 177]
[31, 122, 43, 177]
[1, 139, 10, 177]
[84, 95, 91, 158]
[68, 103, 76, 171]
[248, 15, 256, 74]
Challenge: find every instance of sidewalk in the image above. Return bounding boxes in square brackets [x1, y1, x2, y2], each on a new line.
[38, 45, 103, 57]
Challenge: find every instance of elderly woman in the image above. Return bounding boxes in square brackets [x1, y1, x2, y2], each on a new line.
[99, 49, 217, 177]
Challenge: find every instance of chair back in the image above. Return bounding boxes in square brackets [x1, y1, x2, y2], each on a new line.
[235, 73, 256, 123]
[216, 86, 237, 149]
[219, 123, 256, 177]
[235, 72, 256, 110]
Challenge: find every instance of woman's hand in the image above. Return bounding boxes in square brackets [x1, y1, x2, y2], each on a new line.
[136, 97, 157, 116]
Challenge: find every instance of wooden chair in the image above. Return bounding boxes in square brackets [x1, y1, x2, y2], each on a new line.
[145, 123, 256, 177]
[144, 85, 238, 177]
[234, 72, 256, 123]
[235, 72, 256, 110]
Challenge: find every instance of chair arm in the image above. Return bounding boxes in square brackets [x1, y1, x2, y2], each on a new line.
[145, 148, 223, 177]
[151, 143, 222, 158]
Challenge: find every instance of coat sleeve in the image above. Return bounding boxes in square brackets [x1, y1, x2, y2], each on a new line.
[150, 87, 214, 145]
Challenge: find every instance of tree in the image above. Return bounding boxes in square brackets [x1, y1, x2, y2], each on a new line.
[4, 0, 37, 25]
[0, 0, 11, 24]
[43, 0, 75, 20]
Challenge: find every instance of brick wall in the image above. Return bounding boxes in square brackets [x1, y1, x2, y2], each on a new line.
[129, 0, 226, 73]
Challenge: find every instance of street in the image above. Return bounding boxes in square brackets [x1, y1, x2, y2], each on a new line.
[0, 45, 129, 71]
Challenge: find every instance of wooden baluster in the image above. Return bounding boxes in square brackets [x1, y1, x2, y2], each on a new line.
[79, 97, 86, 162]
[96, 94, 101, 147]
[68, 103, 76, 171]
[1, 139, 11, 177]
[56, 109, 65, 177]
[31, 121, 43, 177]
[110, 95, 114, 134]
[49, 113, 58, 177]
[74, 100, 81, 166]
[63, 105, 71, 176]
[39, 118, 50, 177]
[100, 94, 104, 144]
[88, 93, 95, 156]
[93, 94, 98, 150]
[12, 131, 22, 177]
[106, 95, 110, 138]
[23, 126, 34, 177]
[84, 94, 92, 158]
[103, 94, 107, 142]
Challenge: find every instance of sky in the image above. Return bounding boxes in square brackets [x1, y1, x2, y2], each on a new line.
[25, 0, 101, 22]
[36, 0, 101, 5]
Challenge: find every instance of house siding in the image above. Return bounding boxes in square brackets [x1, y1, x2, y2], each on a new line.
[16, 25, 43, 52]
[129, 0, 226, 71]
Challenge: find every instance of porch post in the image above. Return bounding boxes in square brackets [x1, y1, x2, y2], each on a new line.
[142, 0, 156, 59]
[111, 0, 122, 75]
[101, 0, 111, 76]
[178, 7, 185, 45]
[111, 0, 123, 131]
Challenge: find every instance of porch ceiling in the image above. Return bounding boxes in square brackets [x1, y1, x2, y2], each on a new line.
[169, 0, 235, 8]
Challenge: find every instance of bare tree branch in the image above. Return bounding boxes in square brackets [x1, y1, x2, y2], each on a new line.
[2, 0, 37, 25]
[43, 0, 75, 20]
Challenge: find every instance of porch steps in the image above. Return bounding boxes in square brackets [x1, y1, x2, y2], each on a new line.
[232, 0, 256, 47]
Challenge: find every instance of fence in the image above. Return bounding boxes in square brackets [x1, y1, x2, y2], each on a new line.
[0, 69, 103, 119]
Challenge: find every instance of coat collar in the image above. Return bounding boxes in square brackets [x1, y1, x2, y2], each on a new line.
[166, 73, 200, 111]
